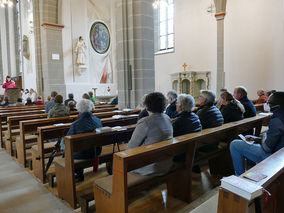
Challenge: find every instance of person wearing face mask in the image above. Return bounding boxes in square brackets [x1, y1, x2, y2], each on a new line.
[230, 91, 284, 176]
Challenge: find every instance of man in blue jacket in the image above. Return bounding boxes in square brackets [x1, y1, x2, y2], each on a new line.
[230, 91, 284, 176]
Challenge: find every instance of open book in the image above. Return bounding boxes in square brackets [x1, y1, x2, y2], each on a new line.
[221, 175, 263, 201]
[238, 134, 254, 145]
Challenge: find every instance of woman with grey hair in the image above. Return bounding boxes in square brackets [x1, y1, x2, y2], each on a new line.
[166, 90, 178, 118]
[196, 90, 224, 129]
[61, 99, 102, 181]
[173, 94, 202, 162]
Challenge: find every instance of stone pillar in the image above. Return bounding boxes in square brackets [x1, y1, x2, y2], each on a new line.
[116, 0, 155, 108]
[0, 30, 3, 84]
[32, 0, 66, 98]
[214, 0, 227, 95]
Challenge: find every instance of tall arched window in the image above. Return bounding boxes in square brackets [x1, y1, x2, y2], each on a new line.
[158, 0, 174, 52]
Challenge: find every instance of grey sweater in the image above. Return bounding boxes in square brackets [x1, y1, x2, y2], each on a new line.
[127, 113, 173, 176]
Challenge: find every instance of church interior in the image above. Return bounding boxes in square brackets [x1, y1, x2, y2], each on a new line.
[0, 0, 284, 212]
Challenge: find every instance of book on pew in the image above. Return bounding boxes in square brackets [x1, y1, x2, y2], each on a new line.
[96, 126, 112, 133]
[221, 175, 263, 201]
[243, 171, 267, 182]
[238, 134, 254, 145]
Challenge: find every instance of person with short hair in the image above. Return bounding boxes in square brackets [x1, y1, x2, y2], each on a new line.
[173, 94, 202, 162]
[64, 93, 77, 106]
[88, 91, 96, 103]
[196, 90, 224, 129]
[219, 91, 245, 123]
[127, 92, 173, 176]
[165, 90, 178, 118]
[230, 92, 284, 176]
[138, 94, 149, 120]
[16, 98, 24, 106]
[233, 86, 256, 119]
[82, 93, 90, 100]
[68, 101, 77, 111]
[48, 95, 70, 118]
[61, 99, 102, 181]
[255, 89, 266, 104]
[34, 96, 44, 105]
[45, 91, 58, 113]
[25, 97, 33, 106]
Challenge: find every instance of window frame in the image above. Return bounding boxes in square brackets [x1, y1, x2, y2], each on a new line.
[156, 0, 175, 54]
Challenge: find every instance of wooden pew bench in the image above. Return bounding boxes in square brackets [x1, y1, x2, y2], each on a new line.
[32, 115, 139, 184]
[16, 109, 140, 167]
[218, 147, 284, 213]
[93, 114, 270, 213]
[54, 124, 137, 211]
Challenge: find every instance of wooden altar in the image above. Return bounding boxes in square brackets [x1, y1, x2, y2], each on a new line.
[170, 71, 210, 100]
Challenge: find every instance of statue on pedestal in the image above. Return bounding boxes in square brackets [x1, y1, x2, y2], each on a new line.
[75, 36, 87, 69]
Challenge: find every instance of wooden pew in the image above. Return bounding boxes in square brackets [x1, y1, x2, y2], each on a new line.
[33, 115, 139, 184]
[57, 114, 269, 211]
[3, 107, 120, 154]
[255, 103, 264, 112]
[17, 109, 140, 167]
[0, 110, 46, 149]
[93, 114, 271, 213]
[217, 147, 284, 213]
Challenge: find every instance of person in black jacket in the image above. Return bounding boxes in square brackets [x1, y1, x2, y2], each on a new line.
[196, 90, 224, 129]
[233, 86, 256, 135]
[173, 94, 202, 162]
[220, 91, 245, 123]
[233, 86, 256, 119]
[165, 90, 178, 118]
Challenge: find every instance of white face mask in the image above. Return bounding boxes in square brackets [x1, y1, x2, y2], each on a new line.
[263, 103, 270, 112]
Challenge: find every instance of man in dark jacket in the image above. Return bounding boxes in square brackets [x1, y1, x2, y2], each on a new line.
[230, 91, 284, 176]
[173, 94, 202, 162]
[233, 86, 256, 118]
[196, 90, 224, 129]
[165, 90, 178, 118]
[234, 86, 256, 135]
[64, 93, 77, 106]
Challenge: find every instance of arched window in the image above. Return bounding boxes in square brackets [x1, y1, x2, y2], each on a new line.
[158, 0, 174, 52]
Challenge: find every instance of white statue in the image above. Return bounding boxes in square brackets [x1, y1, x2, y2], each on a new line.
[74, 36, 87, 68]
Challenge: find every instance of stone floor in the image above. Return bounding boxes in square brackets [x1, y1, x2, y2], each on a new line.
[0, 149, 73, 213]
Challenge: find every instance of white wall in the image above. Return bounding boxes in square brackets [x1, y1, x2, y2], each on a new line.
[61, 0, 117, 99]
[224, 0, 284, 99]
[156, 0, 284, 100]
[155, 0, 217, 95]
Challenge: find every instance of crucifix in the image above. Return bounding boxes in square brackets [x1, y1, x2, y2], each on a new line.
[182, 63, 188, 72]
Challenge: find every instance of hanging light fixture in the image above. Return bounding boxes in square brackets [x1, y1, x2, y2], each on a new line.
[0, 0, 14, 8]
[152, 0, 168, 9]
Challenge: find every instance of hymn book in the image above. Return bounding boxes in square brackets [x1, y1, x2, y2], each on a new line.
[221, 175, 263, 201]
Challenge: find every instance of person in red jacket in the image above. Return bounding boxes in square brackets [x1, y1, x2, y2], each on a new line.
[2, 76, 16, 94]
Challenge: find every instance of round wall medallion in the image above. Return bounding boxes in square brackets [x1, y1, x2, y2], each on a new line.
[90, 21, 111, 54]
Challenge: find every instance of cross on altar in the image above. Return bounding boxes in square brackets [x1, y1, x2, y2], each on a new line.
[182, 63, 187, 72]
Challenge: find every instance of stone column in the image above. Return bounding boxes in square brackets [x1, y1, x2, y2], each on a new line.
[0, 30, 3, 84]
[214, 0, 227, 95]
[32, 0, 66, 98]
[116, 0, 155, 108]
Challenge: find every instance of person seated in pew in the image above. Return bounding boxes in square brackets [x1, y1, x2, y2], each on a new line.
[196, 90, 224, 129]
[67, 101, 77, 111]
[25, 97, 33, 106]
[138, 94, 149, 120]
[230, 92, 284, 176]
[165, 90, 178, 118]
[34, 96, 44, 105]
[173, 94, 202, 162]
[216, 88, 228, 109]
[1, 97, 10, 107]
[109, 96, 118, 105]
[64, 93, 77, 106]
[127, 92, 173, 176]
[233, 86, 256, 135]
[219, 91, 245, 123]
[48, 95, 70, 118]
[88, 91, 96, 103]
[45, 91, 58, 113]
[264, 90, 276, 102]
[61, 99, 102, 181]
[16, 98, 24, 106]
[82, 93, 90, 100]
[255, 89, 266, 104]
